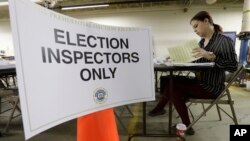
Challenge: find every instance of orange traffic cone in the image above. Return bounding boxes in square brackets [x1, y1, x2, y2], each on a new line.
[77, 108, 119, 141]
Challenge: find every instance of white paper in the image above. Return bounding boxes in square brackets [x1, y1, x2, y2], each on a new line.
[171, 62, 215, 67]
[168, 40, 200, 63]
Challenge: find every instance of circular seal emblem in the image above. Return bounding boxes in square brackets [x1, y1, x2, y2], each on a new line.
[93, 88, 108, 104]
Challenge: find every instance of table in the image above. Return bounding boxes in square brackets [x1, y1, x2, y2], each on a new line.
[0, 64, 16, 75]
[128, 63, 214, 140]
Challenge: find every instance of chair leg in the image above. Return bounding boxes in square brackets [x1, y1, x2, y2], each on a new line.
[125, 105, 134, 117]
[185, 102, 206, 121]
[2, 98, 19, 133]
[229, 103, 238, 124]
[119, 105, 134, 118]
[201, 103, 206, 116]
[185, 102, 195, 121]
[216, 104, 222, 121]
[114, 111, 128, 133]
[187, 99, 219, 130]
[226, 89, 238, 125]
[188, 106, 195, 121]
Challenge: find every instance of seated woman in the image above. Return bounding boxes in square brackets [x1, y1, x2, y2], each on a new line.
[148, 11, 238, 135]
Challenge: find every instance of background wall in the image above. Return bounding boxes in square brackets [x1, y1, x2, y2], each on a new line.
[0, 5, 243, 59]
[0, 20, 14, 56]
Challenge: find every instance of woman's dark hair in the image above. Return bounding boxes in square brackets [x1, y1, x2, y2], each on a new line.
[190, 11, 223, 32]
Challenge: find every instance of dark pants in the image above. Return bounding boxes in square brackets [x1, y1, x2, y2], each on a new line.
[153, 76, 217, 126]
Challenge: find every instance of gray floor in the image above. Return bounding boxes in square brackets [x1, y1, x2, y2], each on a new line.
[0, 85, 250, 141]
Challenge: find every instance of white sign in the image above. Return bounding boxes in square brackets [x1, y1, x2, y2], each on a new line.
[8, 0, 154, 139]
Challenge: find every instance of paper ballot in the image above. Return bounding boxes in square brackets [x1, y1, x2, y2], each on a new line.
[168, 40, 200, 63]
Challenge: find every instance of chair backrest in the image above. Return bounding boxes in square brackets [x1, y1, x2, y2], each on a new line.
[226, 64, 243, 82]
[218, 64, 244, 98]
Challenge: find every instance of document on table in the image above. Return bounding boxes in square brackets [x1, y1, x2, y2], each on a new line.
[168, 40, 200, 63]
[171, 62, 215, 67]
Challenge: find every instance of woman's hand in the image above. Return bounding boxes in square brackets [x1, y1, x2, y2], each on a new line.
[192, 47, 216, 61]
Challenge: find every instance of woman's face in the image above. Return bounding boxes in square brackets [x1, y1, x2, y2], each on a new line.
[190, 19, 208, 37]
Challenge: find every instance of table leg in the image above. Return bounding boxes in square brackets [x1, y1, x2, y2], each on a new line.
[128, 70, 176, 141]
[155, 70, 158, 92]
[143, 102, 147, 134]
[0, 97, 1, 112]
[128, 101, 176, 141]
[168, 70, 173, 134]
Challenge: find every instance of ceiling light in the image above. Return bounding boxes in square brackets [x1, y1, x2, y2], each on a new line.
[0, 2, 8, 6]
[206, 0, 217, 5]
[61, 4, 109, 10]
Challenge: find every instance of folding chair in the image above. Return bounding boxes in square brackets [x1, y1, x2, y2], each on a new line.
[0, 80, 20, 134]
[115, 105, 134, 133]
[186, 64, 244, 130]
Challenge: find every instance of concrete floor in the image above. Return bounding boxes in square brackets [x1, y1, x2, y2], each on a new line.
[0, 85, 249, 141]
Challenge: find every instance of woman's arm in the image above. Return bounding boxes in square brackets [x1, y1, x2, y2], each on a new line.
[213, 37, 238, 72]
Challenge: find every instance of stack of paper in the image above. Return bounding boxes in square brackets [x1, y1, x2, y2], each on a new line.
[168, 40, 200, 63]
